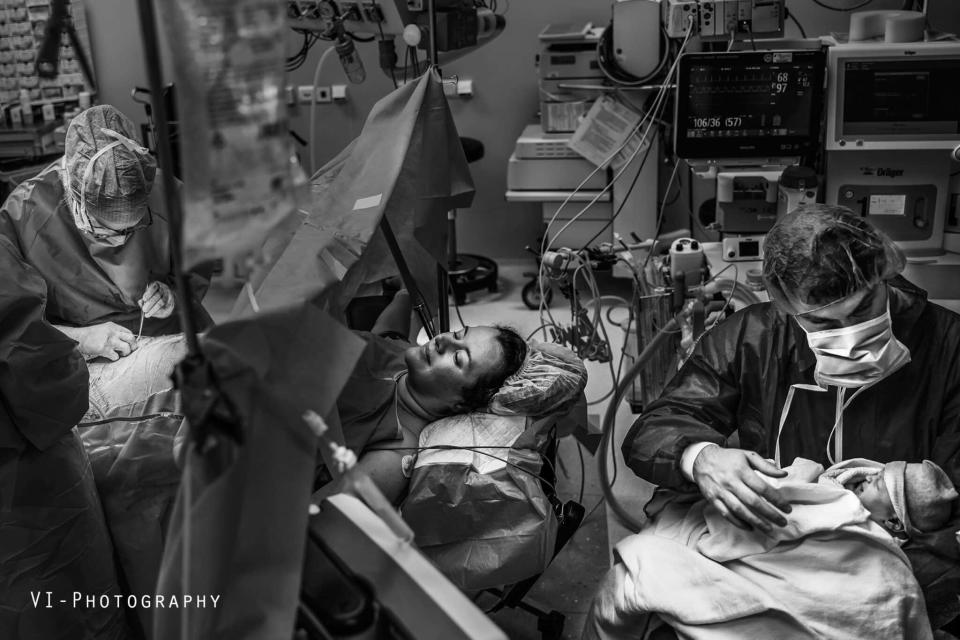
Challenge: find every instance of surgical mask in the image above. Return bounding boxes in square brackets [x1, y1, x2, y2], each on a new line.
[776, 383, 861, 467]
[90, 231, 128, 248]
[800, 303, 911, 389]
[775, 304, 910, 467]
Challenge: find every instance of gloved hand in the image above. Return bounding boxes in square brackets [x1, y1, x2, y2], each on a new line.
[692, 445, 792, 533]
[73, 322, 138, 361]
[139, 281, 175, 319]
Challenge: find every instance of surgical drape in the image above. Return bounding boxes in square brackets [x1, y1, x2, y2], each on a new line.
[153, 304, 365, 640]
[231, 70, 474, 322]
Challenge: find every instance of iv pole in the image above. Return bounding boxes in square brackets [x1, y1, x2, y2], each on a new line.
[375, 0, 449, 338]
[135, 0, 242, 457]
[428, 0, 451, 335]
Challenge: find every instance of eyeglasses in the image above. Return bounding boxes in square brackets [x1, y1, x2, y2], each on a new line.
[88, 207, 153, 240]
[792, 283, 885, 320]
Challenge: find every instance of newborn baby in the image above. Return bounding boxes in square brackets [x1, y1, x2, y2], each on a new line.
[820, 458, 958, 539]
[588, 457, 951, 640]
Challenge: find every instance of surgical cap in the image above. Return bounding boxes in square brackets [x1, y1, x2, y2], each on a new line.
[762, 204, 905, 314]
[63, 105, 157, 226]
[489, 341, 587, 418]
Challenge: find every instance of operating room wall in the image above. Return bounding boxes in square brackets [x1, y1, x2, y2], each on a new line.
[82, 0, 176, 135]
[84, 0, 147, 126]
[85, 1, 960, 260]
[282, 0, 616, 261]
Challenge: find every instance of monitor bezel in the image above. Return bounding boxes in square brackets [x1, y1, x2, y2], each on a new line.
[674, 49, 827, 161]
[825, 42, 960, 151]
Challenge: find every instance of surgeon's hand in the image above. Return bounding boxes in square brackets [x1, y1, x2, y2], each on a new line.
[692, 446, 792, 533]
[73, 322, 138, 361]
[139, 281, 175, 319]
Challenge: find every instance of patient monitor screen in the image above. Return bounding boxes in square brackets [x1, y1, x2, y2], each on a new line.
[840, 58, 960, 139]
[675, 50, 826, 159]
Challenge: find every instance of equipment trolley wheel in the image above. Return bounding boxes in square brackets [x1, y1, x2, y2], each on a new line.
[522, 278, 553, 310]
[449, 253, 498, 305]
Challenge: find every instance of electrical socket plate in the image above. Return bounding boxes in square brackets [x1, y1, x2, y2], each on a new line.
[297, 85, 314, 103]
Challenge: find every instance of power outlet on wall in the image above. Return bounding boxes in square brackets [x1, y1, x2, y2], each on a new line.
[297, 85, 314, 103]
[297, 85, 332, 104]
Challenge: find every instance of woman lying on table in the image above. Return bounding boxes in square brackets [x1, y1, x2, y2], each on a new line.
[328, 289, 528, 503]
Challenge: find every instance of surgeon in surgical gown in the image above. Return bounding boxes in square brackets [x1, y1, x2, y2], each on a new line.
[0, 104, 211, 364]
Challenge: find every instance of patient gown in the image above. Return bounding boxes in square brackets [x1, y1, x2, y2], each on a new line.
[335, 331, 409, 454]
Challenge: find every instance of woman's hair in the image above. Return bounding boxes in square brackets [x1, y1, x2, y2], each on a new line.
[457, 325, 527, 413]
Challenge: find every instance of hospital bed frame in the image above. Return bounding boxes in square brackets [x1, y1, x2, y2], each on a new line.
[297, 493, 508, 640]
[482, 429, 587, 640]
[297, 417, 587, 640]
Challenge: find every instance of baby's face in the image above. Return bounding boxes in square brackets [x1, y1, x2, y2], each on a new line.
[846, 472, 897, 525]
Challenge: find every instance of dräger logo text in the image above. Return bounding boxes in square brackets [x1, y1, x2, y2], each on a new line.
[860, 166, 905, 178]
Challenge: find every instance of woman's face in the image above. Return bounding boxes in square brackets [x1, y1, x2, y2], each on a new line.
[404, 326, 504, 414]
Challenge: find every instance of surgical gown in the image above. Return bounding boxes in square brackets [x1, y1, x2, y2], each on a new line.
[0, 162, 212, 337]
[0, 235, 130, 639]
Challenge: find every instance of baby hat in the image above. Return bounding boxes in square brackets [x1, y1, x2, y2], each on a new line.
[883, 460, 958, 535]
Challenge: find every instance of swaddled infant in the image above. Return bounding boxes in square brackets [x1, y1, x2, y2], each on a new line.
[585, 458, 955, 640]
[819, 458, 957, 539]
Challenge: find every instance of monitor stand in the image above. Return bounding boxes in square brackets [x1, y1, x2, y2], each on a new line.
[687, 157, 800, 238]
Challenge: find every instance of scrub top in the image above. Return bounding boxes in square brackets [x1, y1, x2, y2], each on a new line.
[0, 161, 212, 337]
[336, 331, 411, 453]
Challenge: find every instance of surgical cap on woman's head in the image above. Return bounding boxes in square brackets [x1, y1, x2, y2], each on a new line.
[488, 341, 587, 418]
[63, 105, 157, 226]
[762, 203, 905, 314]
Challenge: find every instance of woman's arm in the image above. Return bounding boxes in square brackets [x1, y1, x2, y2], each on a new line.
[371, 289, 413, 340]
[351, 424, 419, 505]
